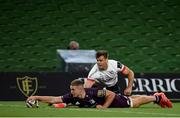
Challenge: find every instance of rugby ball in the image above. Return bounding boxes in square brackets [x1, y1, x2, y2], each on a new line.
[26, 100, 39, 108]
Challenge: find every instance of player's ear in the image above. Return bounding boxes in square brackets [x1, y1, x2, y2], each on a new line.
[79, 85, 84, 90]
[106, 58, 108, 63]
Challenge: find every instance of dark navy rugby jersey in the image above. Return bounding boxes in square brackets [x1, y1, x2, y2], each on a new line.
[61, 88, 130, 108]
[61, 88, 104, 108]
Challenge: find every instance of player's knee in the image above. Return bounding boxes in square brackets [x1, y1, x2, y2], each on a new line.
[131, 98, 139, 108]
[132, 102, 140, 108]
[132, 96, 149, 108]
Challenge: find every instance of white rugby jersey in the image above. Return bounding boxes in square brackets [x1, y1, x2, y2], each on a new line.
[87, 60, 125, 87]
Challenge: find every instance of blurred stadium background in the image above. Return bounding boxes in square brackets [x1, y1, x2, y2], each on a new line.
[0, 0, 180, 73]
[0, 0, 180, 116]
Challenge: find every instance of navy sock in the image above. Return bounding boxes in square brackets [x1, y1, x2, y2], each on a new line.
[154, 95, 161, 103]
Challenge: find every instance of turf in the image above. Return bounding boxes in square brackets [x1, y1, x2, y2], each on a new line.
[0, 101, 180, 117]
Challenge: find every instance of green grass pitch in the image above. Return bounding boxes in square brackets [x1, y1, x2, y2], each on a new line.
[0, 101, 180, 117]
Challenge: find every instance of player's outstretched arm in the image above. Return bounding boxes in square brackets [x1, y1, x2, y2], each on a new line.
[27, 96, 63, 104]
[122, 66, 134, 95]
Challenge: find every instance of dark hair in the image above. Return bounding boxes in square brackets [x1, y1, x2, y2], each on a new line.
[71, 79, 84, 86]
[96, 50, 108, 59]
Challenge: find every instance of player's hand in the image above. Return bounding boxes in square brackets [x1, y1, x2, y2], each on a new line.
[27, 96, 36, 102]
[96, 105, 104, 109]
[124, 87, 132, 96]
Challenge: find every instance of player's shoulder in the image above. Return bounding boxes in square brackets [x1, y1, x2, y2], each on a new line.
[89, 63, 98, 72]
[85, 88, 98, 94]
[108, 59, 118, 65]
[85, 88, 98, 91]
[108, 59, 117, 62]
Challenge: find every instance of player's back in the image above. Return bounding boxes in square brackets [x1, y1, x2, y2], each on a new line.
[73, 88, 104, 108]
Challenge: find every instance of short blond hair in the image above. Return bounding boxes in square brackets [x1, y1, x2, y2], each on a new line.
[71, 79, 84, 86]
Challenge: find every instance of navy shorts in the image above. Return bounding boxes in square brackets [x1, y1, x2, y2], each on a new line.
[110, 94, 132, 108]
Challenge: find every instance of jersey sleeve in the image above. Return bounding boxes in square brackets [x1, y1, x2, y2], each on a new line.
[61, 93, 73, 104]
[89, 88, 106, 98]
[97, 88, 106, 97]
[91, 88, 106, 105]
[117, 61, 125, 72]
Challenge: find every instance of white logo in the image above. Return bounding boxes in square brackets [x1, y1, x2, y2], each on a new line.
[89, 99, 95, 104]
[125, 78, 180, 92]
[75, 101, 80, 105]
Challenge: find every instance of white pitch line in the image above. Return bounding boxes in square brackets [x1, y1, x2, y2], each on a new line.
[68, 108, 180, 117]
[0, 104, 24, 108]
[0, 117, 179, 118]
[122, 110, 180, 116]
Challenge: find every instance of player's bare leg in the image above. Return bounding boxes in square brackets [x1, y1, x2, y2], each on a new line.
[130, 95, 156, 108]
[130, 93, 172, 108]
